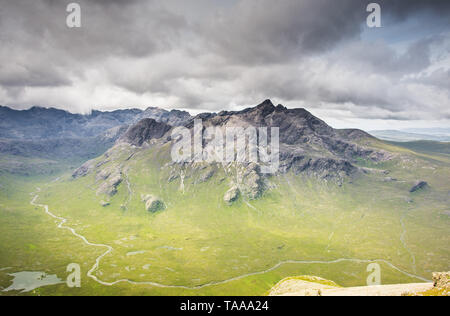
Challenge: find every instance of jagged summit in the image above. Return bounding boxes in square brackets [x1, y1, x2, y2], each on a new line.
[138, 107, 192, 127]
[119, 118, 172, 147]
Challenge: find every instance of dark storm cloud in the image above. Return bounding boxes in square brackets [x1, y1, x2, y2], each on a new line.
[0, 0, 449, 123]
[0, 62, 71, 88]
[199, 0, 450, 65]
[200, 0, 367, 64]
[0, 0, 187, 88]
[378, 0, 450, 21]
[1, 0, 187, 59]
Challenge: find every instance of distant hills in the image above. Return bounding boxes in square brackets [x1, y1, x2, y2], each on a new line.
[0, 105, 191, 140]
[370, 129, 450, 142]
[0, 105, 192, 174]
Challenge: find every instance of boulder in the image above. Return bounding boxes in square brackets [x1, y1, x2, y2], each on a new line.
[97, 172, 122, 196]
[242, 169, 264, 200]
[142, 194, 166, 213]
[224, 187, 240, 204]
[410, 181, 428, 193]
[100, 200, 110, 207]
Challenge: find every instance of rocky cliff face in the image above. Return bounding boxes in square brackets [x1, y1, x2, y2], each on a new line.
[184, 100, 390, 180]
[119, 118, 172, 147]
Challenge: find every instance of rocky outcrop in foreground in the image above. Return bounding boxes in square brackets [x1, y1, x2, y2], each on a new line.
[433, 272, 450, 290]
[269, 272, 450, 296]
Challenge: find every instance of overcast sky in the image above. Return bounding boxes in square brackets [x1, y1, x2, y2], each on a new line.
[0, 0, 449, 130]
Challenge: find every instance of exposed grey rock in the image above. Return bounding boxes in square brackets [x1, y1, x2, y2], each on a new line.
[241, 165, 264, 199]
[384, 177, 397, 182]
[282, 156, 356, 181]
[198, 169, 215, 183]
[96, 168, 113, 182]
[138, 107, 192, 127]
[182, 99, 389, 185]
[100, 200, 110, 207]
[432, 272, 450, 290]
[97, 171, 122, 196]
[119, 118, 172, 147]
[158, 99, 399, 201]
[168, 173, 180, 183]
[72, 160, 96, 178]
[224, 187, 240, 204]
[142, 194, 166, 213]
[410, 181, 428, 193]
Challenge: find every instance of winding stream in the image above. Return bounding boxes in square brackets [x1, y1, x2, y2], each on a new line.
[29, 188, 431, 291]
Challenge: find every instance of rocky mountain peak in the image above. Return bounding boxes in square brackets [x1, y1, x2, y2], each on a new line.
[119, 118, 172, 147]
[138, 107, 192, 127]
[251, 99, 276, 117]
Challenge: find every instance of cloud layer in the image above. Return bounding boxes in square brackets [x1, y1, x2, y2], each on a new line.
[0, 0, 449, 128]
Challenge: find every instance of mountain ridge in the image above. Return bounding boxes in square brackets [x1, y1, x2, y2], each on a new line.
[0, 105, 191, 140]
[74, 100, 395, 203]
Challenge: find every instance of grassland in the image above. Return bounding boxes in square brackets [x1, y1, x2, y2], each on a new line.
[0, 140, 449, 296]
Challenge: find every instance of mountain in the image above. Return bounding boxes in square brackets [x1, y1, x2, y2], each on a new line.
[0, 125, 127, 160]
[0, 105, 193, 174]
[0, 105, 192, 140]
[74, 100, 393, 203]
[0, 106, 142, 140]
